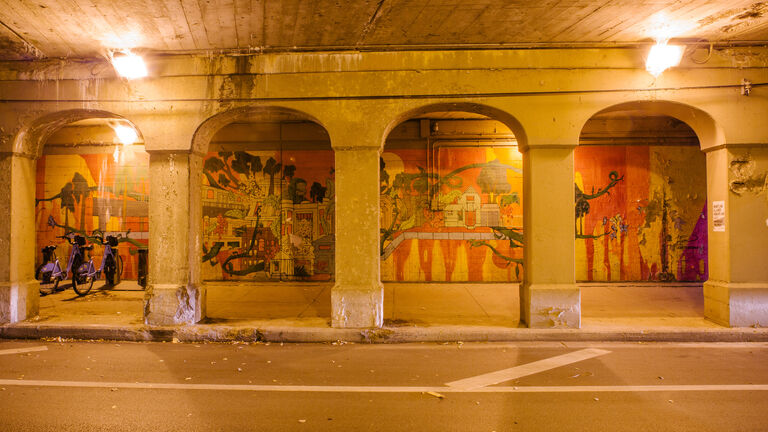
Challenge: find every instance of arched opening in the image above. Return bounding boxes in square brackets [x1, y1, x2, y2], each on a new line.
[576, 105, 710, 326]
[198, 108, 334, 323]
[34, 116, 149, 323]
[381, 106, 523, 326]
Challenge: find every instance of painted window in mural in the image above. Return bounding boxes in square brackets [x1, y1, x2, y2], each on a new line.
[574, 145, 707, 282]
[380, 144, 523, 282]
[201, 147, 335, 281]
[35, 149, 150, 280]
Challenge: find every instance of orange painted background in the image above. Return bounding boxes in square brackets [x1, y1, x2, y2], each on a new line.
[380, 145, 523, 282]
[35, 150, 150, 280]
[574, 145, 707, 282]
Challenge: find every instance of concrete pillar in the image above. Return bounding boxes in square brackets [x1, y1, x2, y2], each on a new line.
[520, 145, 580, 328]
[331, 144, 383, 328]
[0, 152, 39, 323]
[704, 145, 768, 327]
[144, 150, 205, 325]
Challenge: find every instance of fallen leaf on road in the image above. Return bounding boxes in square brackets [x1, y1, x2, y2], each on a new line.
[426, 391, 445, 399]
[110, 388, 118, 392]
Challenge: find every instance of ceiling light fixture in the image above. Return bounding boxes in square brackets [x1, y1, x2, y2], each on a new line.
[645, 42, 684, 77]
[110, 50, 148, 79]
[113, 124, 139, 146]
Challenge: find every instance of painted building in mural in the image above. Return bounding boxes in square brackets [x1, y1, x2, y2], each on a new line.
[201, 148, 335, 281]
[35, 148, 150, 280]
[574, 144, 708, 282]
[380, 144, 524, 282]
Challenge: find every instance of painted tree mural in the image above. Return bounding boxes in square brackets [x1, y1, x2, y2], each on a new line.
[574, 145, 707, 282]
[201, 149, 335, 281]
[35, 152, 150, 280]
[380, 146, 523, 282]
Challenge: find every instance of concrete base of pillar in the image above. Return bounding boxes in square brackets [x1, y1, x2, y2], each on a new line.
[0, 280, 39, 324]
[144, 283, 206, 325]
[704, 280, 768, 327]
[520, 282, 580, 328]
[331, 283, 383, 328]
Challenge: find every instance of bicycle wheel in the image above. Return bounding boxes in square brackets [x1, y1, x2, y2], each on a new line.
[35, 264, 45, 281]
[36, 265, 53, 295]
[104, 256, 116, 286]
[72, 262, 93, 296]
[116, 255, 123, 285]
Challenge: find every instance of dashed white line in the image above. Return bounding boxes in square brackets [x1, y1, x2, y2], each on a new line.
[0, 346, 48, 356]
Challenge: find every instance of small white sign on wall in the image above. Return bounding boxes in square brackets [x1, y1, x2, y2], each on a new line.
[712, 200, 725, 232]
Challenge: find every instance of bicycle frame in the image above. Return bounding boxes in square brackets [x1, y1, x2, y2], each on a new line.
[96, 242, 116, 276]
[38, 247, 64, 280]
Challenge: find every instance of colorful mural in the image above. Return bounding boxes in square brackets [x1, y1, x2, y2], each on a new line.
[201, 148, 335, 281]
[574, 145, 708, 282]
[35, 148, 150, 280]
[380, 145, 523, 282]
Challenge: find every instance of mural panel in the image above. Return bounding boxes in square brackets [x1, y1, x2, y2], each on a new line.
[201, 148, 335, 281]
[574, 145, 707, 282]
[380, 144, 523, 282]
[35, 148, 150, 280]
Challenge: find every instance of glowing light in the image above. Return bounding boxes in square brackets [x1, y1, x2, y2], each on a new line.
[113, 124, 138, 146]
[645, 43, 684, 77]
[111, 51, 147, 79]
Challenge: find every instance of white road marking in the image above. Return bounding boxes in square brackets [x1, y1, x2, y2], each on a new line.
[446, 348, 611, 390]
[0, 379, 766, 393]
[0, 346, 48, 356]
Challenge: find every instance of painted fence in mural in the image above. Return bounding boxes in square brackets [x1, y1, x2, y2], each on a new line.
[380, 145, 524, 282]
[35, 150, 150, 280]
[574, 145, 708, 282]
[201, 149, 335, 281]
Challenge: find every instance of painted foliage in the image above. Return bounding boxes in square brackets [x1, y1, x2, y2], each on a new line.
[35, 149, 150, 280]
[201, 149, 335, 281]
[380, 145, 523, 282]
[574, 145, 707, 282]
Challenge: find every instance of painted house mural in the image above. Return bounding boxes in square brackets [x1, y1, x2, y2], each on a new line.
[574, 145, 708, 282]
[35, 149, 150, 280]
[201, 148, 335, 281]
[380, 145, 523, 282]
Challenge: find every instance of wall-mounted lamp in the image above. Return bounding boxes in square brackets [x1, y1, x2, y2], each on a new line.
[110, 50, 148, 79]
[113, 124, 138, 145]
[645, 42, 684, 77]
[109, 121, 139, 163]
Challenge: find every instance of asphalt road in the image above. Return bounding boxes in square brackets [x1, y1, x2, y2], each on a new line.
[1, 340, 767, 431]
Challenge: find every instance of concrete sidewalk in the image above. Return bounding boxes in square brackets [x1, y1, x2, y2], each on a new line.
[2, 281, 767, 343]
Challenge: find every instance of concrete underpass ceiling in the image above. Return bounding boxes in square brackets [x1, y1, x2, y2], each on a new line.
[0, 0, 767, 60]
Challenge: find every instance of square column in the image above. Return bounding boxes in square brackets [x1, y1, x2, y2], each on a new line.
[520, 145, 580, 328]
[0, 153, 39, 323]
[144, 151, 205, 325]
[704, 146, 768, 327]
[331, 146, 383, 328]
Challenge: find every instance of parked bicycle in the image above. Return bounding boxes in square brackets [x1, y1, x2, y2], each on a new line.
[90, 229, 124, 287]
[35, 232, 95, 296]
[35, 244, 64, 294]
